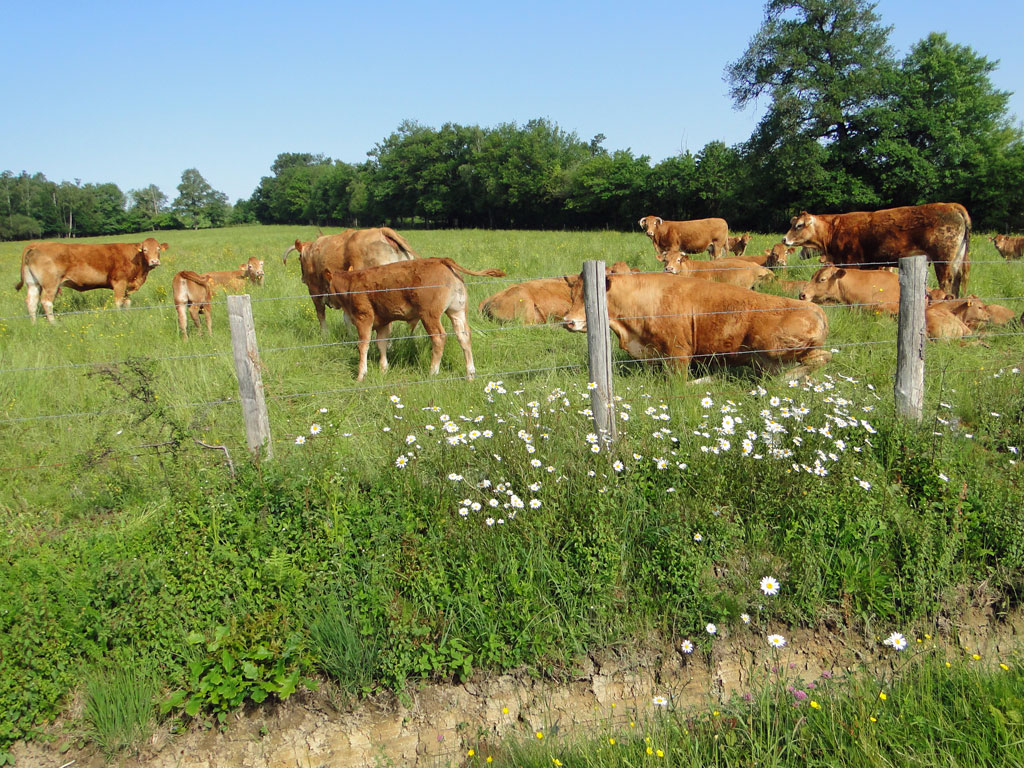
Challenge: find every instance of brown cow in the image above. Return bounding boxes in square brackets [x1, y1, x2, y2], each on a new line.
[201, 257, 265, 292]
[798, 266, 901, 315]
[639, 216, 730, 261]
[15, 238, 167, 323]
[728, 234, 753, 257]
[991, 234, 1024, 260]
[321, 257, 505, 381]
[478, 262, 634, 324]
[926, 290, 1015, 329]
[738, 243, 793, 268]
[562, 272, 830, 380]
[783, 203, 971, 297]
[925, 304, 974, 340]
[282, 228, 418, 334]
[171, 270, 215, 338]
[662, 253, 774, 289]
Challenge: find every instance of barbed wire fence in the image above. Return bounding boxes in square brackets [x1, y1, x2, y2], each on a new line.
[1, 255, 1021, 472]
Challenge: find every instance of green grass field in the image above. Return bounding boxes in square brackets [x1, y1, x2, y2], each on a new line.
[1, 225, 1022, 761]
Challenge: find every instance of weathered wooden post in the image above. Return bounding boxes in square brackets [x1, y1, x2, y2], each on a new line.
[582, 260, 617, 444]
[894, 254, 927, 421]
[228, 294, 273, 458]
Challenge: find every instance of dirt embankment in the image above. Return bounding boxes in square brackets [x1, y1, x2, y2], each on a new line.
[15, 606, 1021, 768]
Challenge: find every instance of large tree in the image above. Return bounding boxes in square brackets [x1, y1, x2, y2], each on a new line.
[173, 168, 229, 229]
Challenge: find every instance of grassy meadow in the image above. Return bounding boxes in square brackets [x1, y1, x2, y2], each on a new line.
[1, 225, 1023, 761]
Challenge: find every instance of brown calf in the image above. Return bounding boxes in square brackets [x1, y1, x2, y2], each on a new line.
[172, 271, 215, 338]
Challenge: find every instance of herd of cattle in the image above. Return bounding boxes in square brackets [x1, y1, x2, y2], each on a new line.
[11, 202, 1024, 381]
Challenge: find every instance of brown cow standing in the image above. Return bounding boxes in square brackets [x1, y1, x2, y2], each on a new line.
[783, 203, 971, 297]
[798, 266, 901, 315]
[662, 253, 774, 289]
[171, 271, 215, 338]
[282, 228, 418, 334]
[639, 216, 730, 261]
[202, 257, 265, 292]
[991, 234, 1024, 260]
[562, 272, 830, 380]
[728, 234, 753, 257]
[478, 262, 635, 324]
[321, 257, 505, 381]
[15, 238, 167, 323]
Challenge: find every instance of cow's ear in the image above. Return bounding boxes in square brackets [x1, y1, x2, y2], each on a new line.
[835, 268, 846, 278]
[322, 268, 333, 282]
[160, 242, 169, 251]
[238, 264, 246, 269]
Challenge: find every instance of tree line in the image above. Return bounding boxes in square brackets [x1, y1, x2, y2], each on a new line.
[3, 1, 1023, 242]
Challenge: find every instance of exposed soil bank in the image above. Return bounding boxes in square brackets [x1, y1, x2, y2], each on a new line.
[15, 606, 1021, 767]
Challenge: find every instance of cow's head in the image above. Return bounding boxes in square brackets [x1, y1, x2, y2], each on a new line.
[662, 250, 688, 274]
[243, 257, 265, 285]
[282, 239, 310, 265]
[783, 212, 817, 248]
[798, 265, 841, 302]
[137, 238, 167, 268]
[638, 216, 663, 239]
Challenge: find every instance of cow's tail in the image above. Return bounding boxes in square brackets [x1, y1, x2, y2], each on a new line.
[380, 227, 419, 259]
[954, 206, 972, 297]
[14, 245, 33, 291]
[440, 258, 506, 278]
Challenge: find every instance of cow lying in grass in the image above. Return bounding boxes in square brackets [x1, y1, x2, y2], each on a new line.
[478, 262, 634, 324]
[799, 266, 901, 315]
[661, 253, 774, 289]
[562, 270, 830, 381]
[322, 258, 505, 381]
[171, 270, 215, 338]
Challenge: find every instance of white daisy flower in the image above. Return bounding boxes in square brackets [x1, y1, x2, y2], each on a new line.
[760, 576, 781, 596]
[767, 634, 787, 648]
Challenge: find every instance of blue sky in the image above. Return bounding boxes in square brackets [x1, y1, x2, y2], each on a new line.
[2, 0, 1021, 203]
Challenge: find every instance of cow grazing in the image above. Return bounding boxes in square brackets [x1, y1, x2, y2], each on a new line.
[321, 257, 505, 381]
[639, 216, 730, 261]
[991, 234, 1024, 260]
[562, 271, 830, 380]
[15, 238, 167, 323]
[282, 228, 418, 334]
[478, 262, 634, 324]
[783, 203, 972, 297]
[798, 266, 901, 315]
[738, 243, 793, 269]
[201, 257, 265, 292]
[171, 270, 215, 338]
[662, 253, 774, 289]
[728, 234, 753, 257]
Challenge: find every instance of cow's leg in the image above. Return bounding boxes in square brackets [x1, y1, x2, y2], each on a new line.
[779, 348, 833, 382]
[176, 303, 189, 338]
[447, 308, 475, 380]
[25, 282, 41, 323]
[931, 259, 954, 298]
[375, 322, 393, 374]
[189, 304, 203, 335]
[203, 303, 213, 336]
[354, 317, 373, 381]
[112, 282, 128, 309]
[313, 295, 329, 335]
[39, 284, 59, 324]
[420, 315, 447, 375]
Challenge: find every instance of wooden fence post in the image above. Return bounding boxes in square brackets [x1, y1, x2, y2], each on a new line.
[894, 254, 927, 421]
[228, 294, 273, 458]
[582, 260, 617, 444]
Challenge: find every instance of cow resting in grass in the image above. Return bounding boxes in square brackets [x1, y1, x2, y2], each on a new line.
[282, 227, 418, 334]
[991, 234, 1024, 260]
[201, 257, 264, 292]
[728, 234, 753, 257]
[661, 252, 774, 289]
[926, 290, 1014, 330]
[639, 216, 730, 261]
[562, 271, 830, 380]
[172, 270, 215, 338]
[799, 266, 901, 315]
[15, 238, 167, 323]
[738, 243, 793, 269]
[478, 262, 634, 324]
[322, 257, 505, 381]
[783, 202, 972, 297]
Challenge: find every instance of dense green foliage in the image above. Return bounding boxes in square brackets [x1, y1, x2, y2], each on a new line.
[4, 2, 1023, 242]
[0, 226, 1022, 759]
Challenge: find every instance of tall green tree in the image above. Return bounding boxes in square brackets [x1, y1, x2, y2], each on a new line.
[173, 168, 229, 229]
